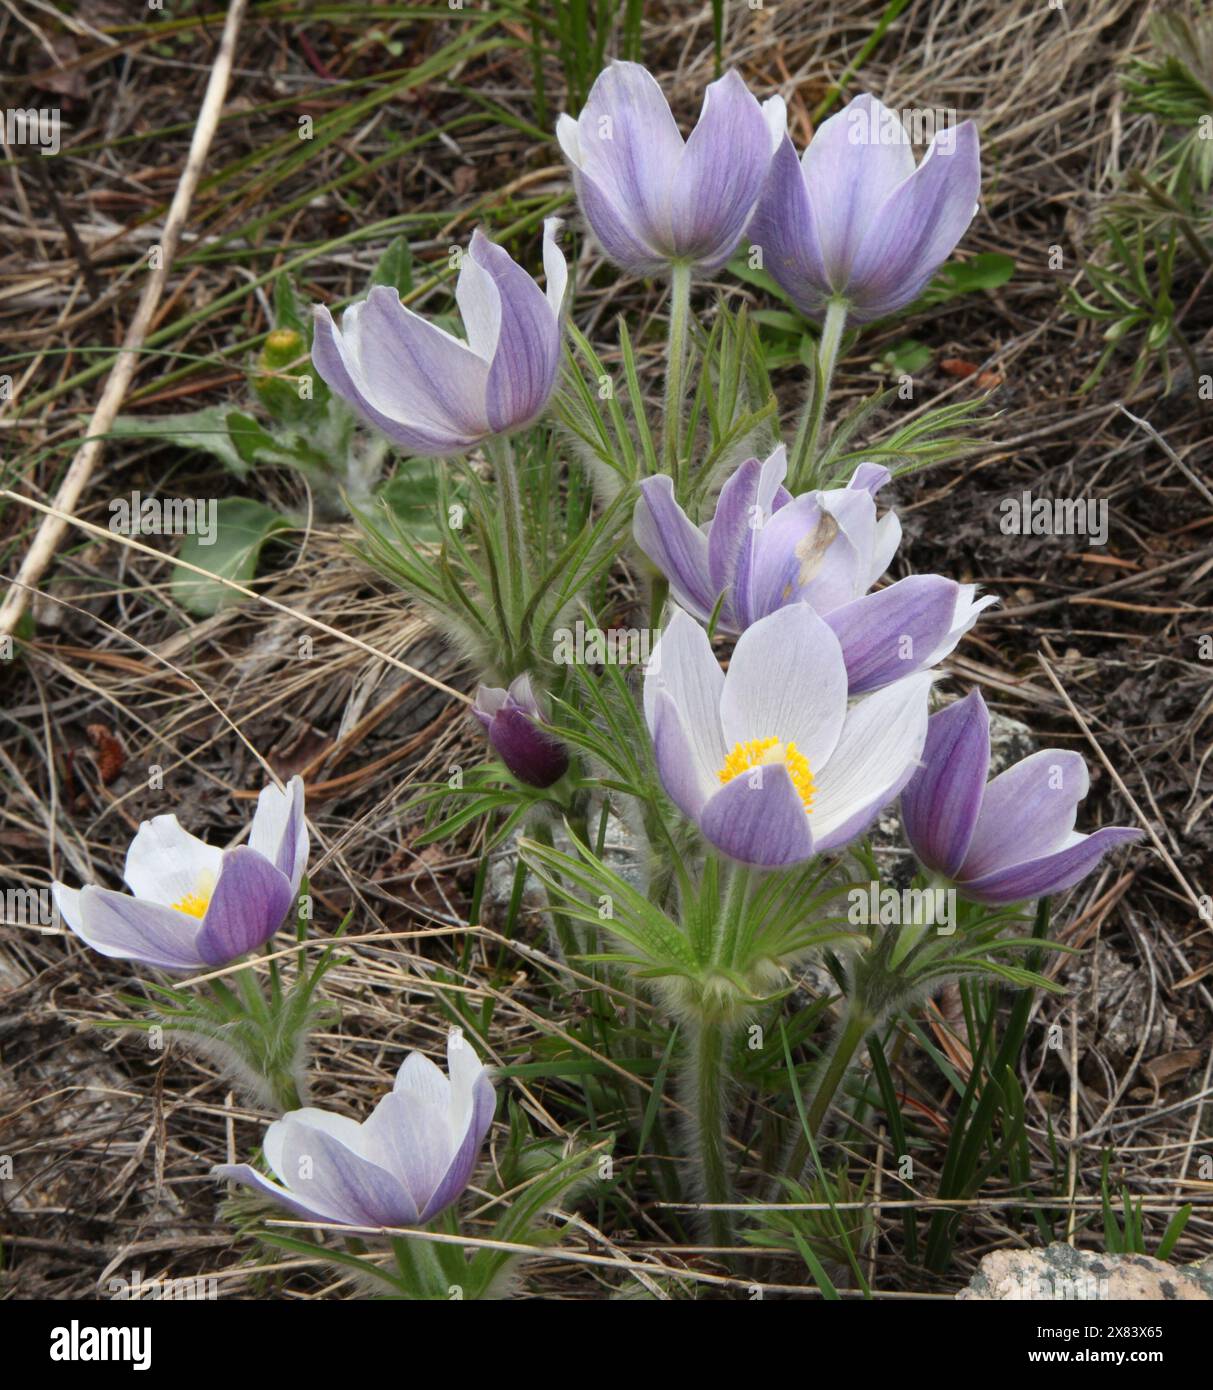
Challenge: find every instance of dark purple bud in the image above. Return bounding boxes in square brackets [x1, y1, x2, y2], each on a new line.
[474, 675, 569, 788]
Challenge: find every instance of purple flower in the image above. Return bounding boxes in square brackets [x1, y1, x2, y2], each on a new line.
[52, 778, 308, 973]
[474, 675, 569, 788]
[633, 447, 994, 692]
[645, 605, 933, 867]
[749, 94, 981, 322]
[901, 690, 1142, 905]
[557, 63, 786, 276]
[312, 219, 567, 455]
[214, 1030, 495, 1228]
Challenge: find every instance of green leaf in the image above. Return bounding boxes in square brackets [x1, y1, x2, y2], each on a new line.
[918, 252, 1015, 307]
[371, 236, 415, 295]
[376, 459, 449, 542]
[1155, 1203, 1192, 1260]
[110, 408, 249, 477]
[876, 339, 933, 375]
[171, 497, 290, 616]
[272, 274, 308, 337]
[227, 409, 282, 467]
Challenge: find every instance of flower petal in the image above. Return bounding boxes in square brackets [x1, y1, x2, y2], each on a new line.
[276, 1116, 420, 1227]
[699, 767, 814, 867]
[487, 704, 569, 788]
[421, 1031, 495, 1220]
[644, 608, 728, 786]
[634, 476, 716, 621]
[195, 846, 294, 967]
[211, 1163, 350, 1226]
[707, 447, 788, 623]
[563, 163, 668, 275]
[900, 688, 989, 878]
[719, 604, 848, 769]
[747, 134, 831, 319]
[51, 882, 84, 936]
[473, 685, 507, 729]
[471, 230, 562, 432]
[844, 121, 981, 321]
[453, 236, 502, 361]
[352, 286, 491, 437]
[362, 1090, 451, 1218]
[572, 62, 684, 255]
[72, 886, 205, 971]
[670, 71, 783, 268]
[266, 1108, 368, 1174]
[919, 584, 998, 667]
[542, 216, 569, 317]
[810, 671, 934, 850]
[826, 574, 967, 694]
[801, 95, 918, 289]
[651, 689, 716, 820]
[249, 776, 308, 895]
[420, 1068, 495, 1221]
[394, 1050, 451, 1108]
[960, 750, 1090, 881]
[960, 827, 1142, 906]
[818, 475, 884, 585]
[122, 815, 223, 908]
[311, 301, 488, 455]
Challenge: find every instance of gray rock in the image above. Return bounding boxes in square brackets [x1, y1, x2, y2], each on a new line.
[958, 1243, 1213, 1300]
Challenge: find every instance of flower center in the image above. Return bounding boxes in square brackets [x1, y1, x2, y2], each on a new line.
[717, 737, 815, 811]
[172, 890, 211, 919]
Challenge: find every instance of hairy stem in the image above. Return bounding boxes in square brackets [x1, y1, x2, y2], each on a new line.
[784, 1001, 872, 1182]
[488, 437, 528, 651]
[683, 1015, 734, 1248]
[662, 261, 693, 488]
[793, 296, 848, 490]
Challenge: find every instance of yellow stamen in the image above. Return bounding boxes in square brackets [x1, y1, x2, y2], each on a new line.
[173, 890, 210, 919]
[718, 737, 815, 811]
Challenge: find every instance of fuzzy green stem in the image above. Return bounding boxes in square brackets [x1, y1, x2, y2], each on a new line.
[717, 862, 750, 970]
[662, 261, 693, 487]
[492, 439, 528, 622]
[391, 1233, 450, 1300]
[785, 1001, 872, 1181]
[262, 1064, 303, 1114]
[649, 572, 668, 636]
[684, 1016, 734, 1248]
[793, 296, 849, 490]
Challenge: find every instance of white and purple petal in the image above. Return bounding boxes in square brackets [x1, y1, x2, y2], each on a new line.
[249, 775, 309, 895]
[700, 765, 814, 867]
[810, 671, 934, 851]
[633, 476, 716, 621]
[472, 230, 563, 432]
[900, 689, 989, 878]
[748, 135, 832, 319]
[826, 574, 969, 694]
[67, 885, 206, 972]
[801, 95, 918, 289]
[276, 1117, 420, 1227]
[122, 814, 222, 908]
[644, 608, 728, 784]
[844, 121, 981, 321]
[959, 827, 1142, 906]
[670, 72, 785, 267]
[719, 603, 848, 769]
[195, 846, 295, 967]
[959, 749, 1089, 881]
